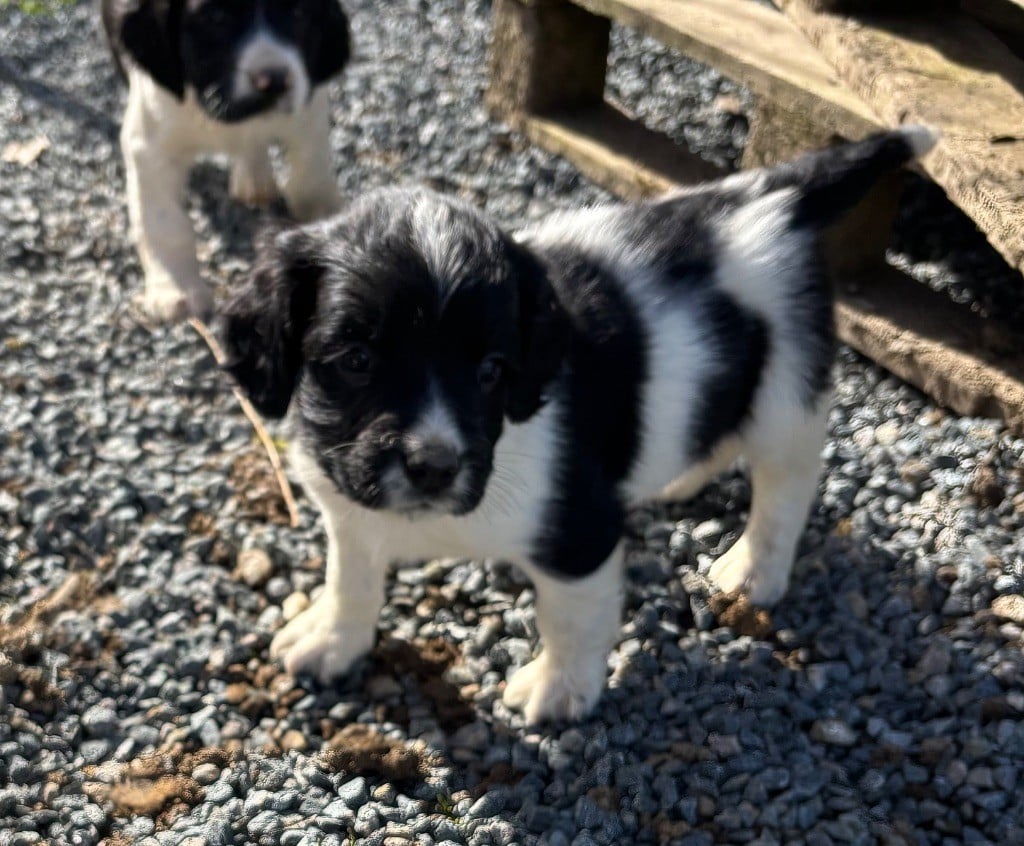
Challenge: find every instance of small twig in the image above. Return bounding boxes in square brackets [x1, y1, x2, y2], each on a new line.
[188, 317, 301, 528]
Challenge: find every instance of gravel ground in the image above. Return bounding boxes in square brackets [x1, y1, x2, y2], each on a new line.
[2, 2, 1024, 845]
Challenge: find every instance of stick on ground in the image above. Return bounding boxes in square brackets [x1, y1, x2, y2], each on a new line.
[188, 317, 301, 528]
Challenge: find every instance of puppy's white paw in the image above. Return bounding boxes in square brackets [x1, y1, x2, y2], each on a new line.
[270, 596, 374, 684]
[230, 160, 279, 207]
[137, 278, 212, 323]
[503, 652, 605, 724]
[709, 536, 790, 607]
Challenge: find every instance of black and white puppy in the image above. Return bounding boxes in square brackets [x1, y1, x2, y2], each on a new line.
[102, 0, 351, 321]
[219, 127, 935, 723]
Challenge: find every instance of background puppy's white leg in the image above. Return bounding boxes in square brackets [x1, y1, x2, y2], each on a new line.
[709, 401, 828, 606]
[229, 144, 279, 207]
[122, 105, 209, 321]
[504, 550, 624, 723]
[270, 509, 384, 683]
[281, 89, 340, 221]
[658, 437, 741, 503]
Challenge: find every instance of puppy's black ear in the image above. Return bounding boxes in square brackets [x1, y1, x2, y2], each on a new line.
[505, 242, 567, 423]
[118, 0, 185, 98]
[218, 227, 322, 419]
[304, 0, 351, 85]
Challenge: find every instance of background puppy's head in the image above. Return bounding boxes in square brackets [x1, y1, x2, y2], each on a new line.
[219, 189, 566, 517]
[110, 0, 350, 121]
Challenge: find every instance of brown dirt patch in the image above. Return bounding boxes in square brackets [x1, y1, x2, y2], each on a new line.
[640, 811, 692, 842]
[371, 635, 474, 732]
[708, 593, 774, 639]
[85, 745, 237, 830]
[470, 762, 527, 797]
[216, 661, 304, 720]
[186, 512, 235, 568]
[230, 447, 291, 525]
[647, 741, 714, 768]
[970, 464, 1005, 508]
[0, 570, 110, 713]
[108, 776, 202, 818]
[587, 785, 621, 812]
[320, 723, 431, 783]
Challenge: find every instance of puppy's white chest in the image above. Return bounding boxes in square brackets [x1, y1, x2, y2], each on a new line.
[127, 72, 308, 159]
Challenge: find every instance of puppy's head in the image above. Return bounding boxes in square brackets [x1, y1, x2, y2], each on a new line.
[219, 189, 566, 517]
[115, 0, 350, 121]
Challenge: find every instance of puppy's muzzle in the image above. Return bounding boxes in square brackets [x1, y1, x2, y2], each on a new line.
[401, 441, 461, 496]
[249, 67, 292, 99]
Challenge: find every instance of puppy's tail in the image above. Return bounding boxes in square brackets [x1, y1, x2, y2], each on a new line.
[759, 125, 937, 230]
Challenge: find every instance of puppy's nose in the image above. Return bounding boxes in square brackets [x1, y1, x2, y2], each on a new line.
[249, 67, 291, 96]
[402, 442, 461, 495]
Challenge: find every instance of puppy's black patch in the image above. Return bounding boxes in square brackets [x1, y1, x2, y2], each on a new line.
[106, 0, 185, 97]
[219, 226, 322, 419]
[530, 247, 648, 578]
[688, 291, 769, 460]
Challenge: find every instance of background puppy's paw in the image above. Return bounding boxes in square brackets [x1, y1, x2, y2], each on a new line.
[136, 279, 212, 323]
[270, 597, 374, 684]
[709, 537, 790, 607]
[503, 652, 604, 724]
[136, 285, 189, 323]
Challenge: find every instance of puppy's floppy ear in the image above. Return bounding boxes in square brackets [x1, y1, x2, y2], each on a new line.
[118, 0, 185, 98]
[505, 241, 567, 423]
[304, 0, 352, 85]
[218, 226, 322, 419]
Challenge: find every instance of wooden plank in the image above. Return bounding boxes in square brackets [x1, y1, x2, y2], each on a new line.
[487, 0, 609, 117]
[777, 0, 1024, 275]
[570, 0, 880, 138]
[836, 266, 1024, 430]
[520, 102, 723, 201]
[517, 106, 1024, 431]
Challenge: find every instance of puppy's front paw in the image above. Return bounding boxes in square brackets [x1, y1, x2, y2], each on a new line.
[270, 597, 375, 683]
[137, 279, 212, 323]
[230, 160, 280, 208]
[709, 536, 790, 607]
[503, 652, 605, 724]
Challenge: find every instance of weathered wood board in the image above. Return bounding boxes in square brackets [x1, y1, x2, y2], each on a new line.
[777, 0, 1024, 276]
[570, 0, 880, 138]
[520, 103, 723, 200]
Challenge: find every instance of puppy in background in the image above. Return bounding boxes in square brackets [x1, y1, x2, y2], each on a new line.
[102, 0, 351, 321]
[220, 127, 935, 724]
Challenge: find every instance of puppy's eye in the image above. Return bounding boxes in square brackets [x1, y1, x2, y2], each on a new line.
[477, 355, 505, 391]
[339, 344, 372, 374]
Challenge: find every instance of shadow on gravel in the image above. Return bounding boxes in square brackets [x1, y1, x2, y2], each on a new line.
[0, 57, 118, 141]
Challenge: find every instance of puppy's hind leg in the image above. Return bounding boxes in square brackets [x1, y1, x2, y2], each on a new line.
[230, 144, 279, 208]
[504, 550, 624, 724]
[709, 401, 827, 606]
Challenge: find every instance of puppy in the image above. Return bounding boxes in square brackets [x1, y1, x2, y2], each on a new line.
[102, 0, 351, 321]
[219, 127, 935, 723]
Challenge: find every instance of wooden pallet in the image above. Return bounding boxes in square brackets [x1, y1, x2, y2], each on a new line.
[777, 0, 1024, 277]
[487, 0, 1024, 432]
